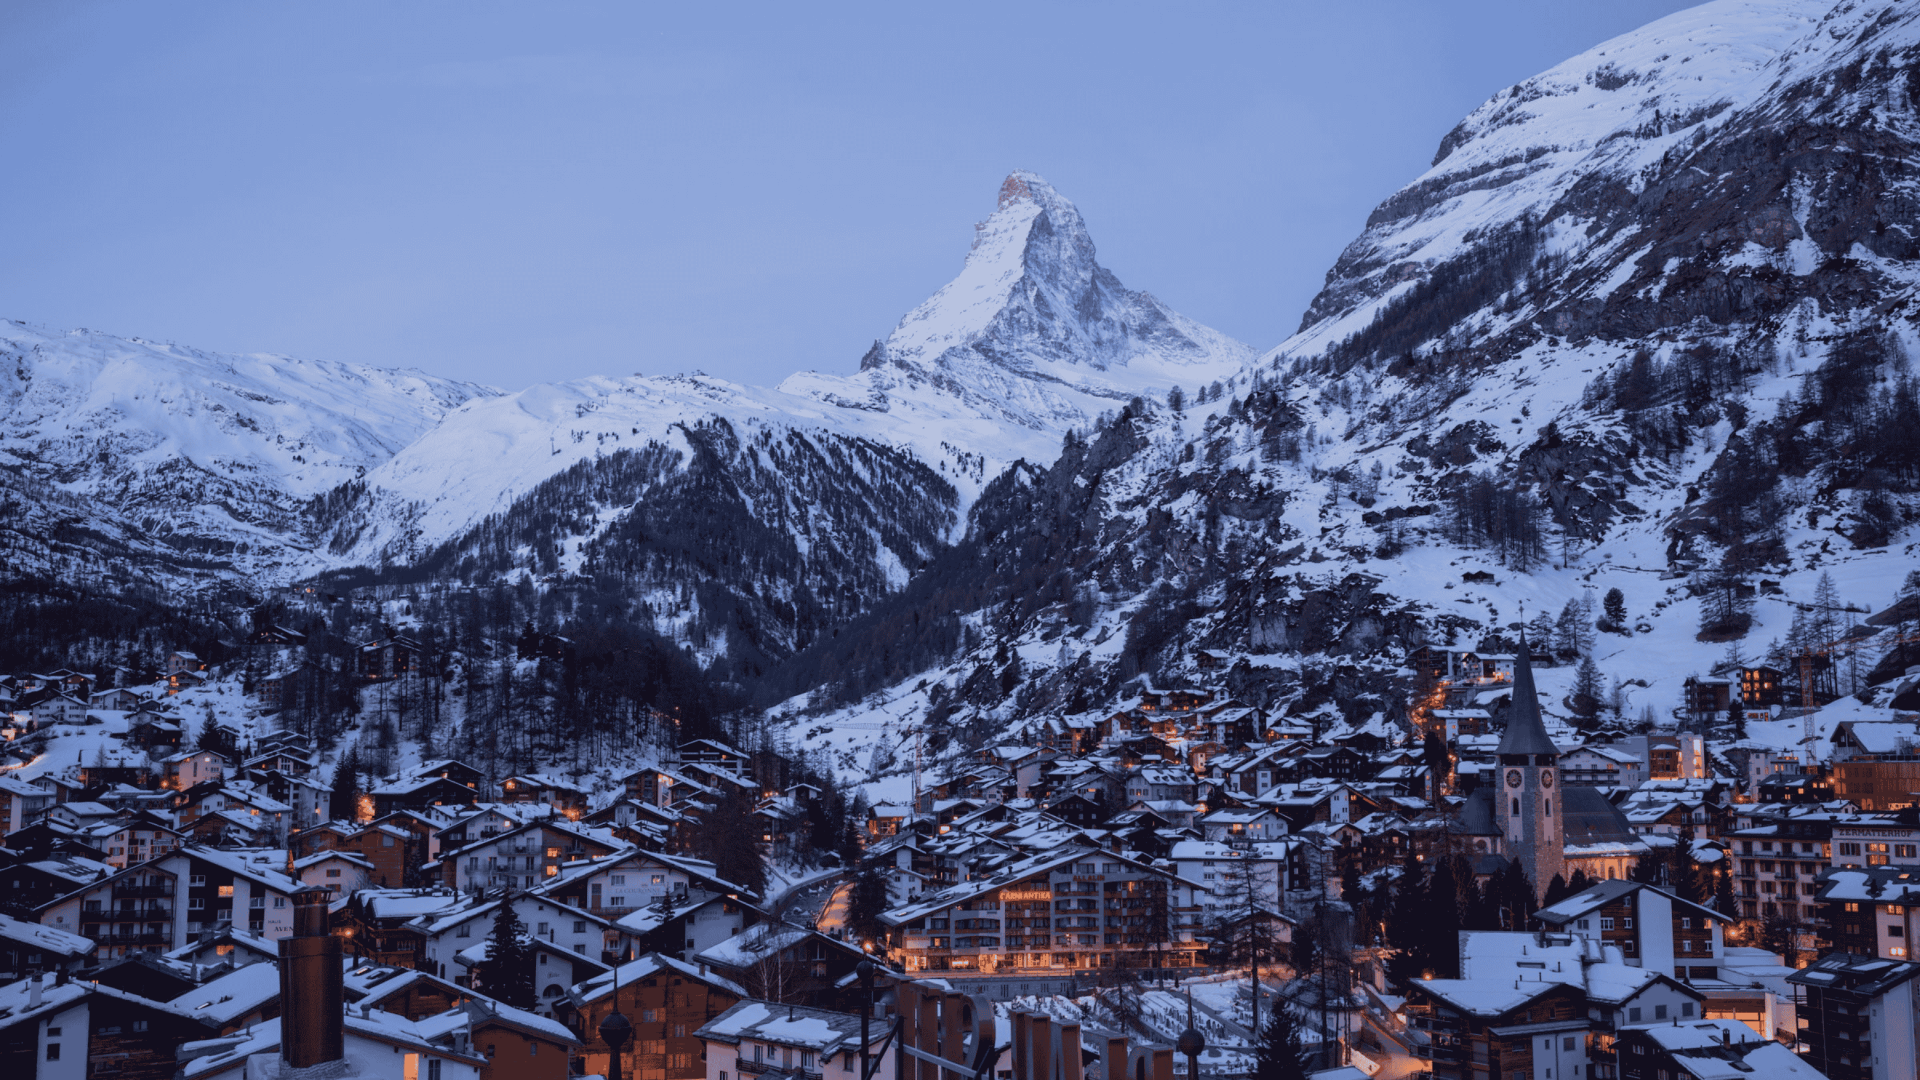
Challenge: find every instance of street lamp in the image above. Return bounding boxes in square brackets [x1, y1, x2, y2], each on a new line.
[600, 1000, 633, 1080]
[1177, 990, 1206, 1080]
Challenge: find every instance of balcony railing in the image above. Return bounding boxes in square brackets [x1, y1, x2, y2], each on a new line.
[113, 883, 175, 898]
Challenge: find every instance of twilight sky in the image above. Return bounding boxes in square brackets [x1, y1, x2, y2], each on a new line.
[1, 1, 1700, 391]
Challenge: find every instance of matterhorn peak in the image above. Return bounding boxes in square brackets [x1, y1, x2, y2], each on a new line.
[820, 170, 1251, 430]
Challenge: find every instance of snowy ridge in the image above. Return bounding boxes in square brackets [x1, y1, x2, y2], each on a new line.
[333, 171, 1252, 570]
[0, 321, 496, 581]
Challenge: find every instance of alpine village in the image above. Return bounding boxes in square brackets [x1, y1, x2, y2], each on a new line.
[10, 3, 1920, 1080]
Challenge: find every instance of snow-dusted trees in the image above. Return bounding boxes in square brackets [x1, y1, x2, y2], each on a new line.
[1441, 472, 1548, 571]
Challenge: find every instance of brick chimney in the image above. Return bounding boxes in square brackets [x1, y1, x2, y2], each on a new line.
[278, 885, 344, 1068]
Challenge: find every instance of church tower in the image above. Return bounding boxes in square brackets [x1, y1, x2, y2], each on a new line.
[1496, 639, 1564, 899]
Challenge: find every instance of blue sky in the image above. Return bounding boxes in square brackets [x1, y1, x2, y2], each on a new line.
[1, 1, 1699, 391]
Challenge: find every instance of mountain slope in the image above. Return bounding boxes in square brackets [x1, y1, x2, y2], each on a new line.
[0, 321, 497, 586]
[767, 0, 1920, 795]
[306, 173, 1251, 671]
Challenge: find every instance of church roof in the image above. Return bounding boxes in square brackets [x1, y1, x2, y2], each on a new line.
[1495, 640, 1559, 758]
[1560, 787, 1639, 846]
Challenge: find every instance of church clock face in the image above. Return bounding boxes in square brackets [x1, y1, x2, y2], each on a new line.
[1541, 770, 1554, 788]
[1506, 769, 1523, 788]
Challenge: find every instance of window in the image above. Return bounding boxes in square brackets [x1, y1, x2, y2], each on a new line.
[274, 897, 286, 908]
[1624, 917, 1634, 929]
[1564, 1037, 1576, 1051]
[1681, 1004, 1694, 1018]
[1654, 1005, 1668, 1019]
[250, 897, 265, 908]
[1628, 1008, 1642, 1022]
[612, 875, 627, 885]
[573, 920, 586, 933]
[428, 1060, 441, 1080]
[45, 1045, 58, 1062]
[326, 869, 340, 878]
[1600, 918, 1614, 931]
[652, 874, 666, 884]
[218, 885, 234, 898]
[457, 924, 471, 938]
[190, 875, 206, 886]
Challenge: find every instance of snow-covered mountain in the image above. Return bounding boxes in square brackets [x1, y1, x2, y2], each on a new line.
[784, 171, 1251, 432]
[768, 0, 1920, 793]
[0, 322, 496, 588]
[330, 171, 1251, 571]
[289, 173, 1251, 667]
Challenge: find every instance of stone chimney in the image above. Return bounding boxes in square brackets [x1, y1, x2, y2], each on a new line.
[278, 885, 344, 1068]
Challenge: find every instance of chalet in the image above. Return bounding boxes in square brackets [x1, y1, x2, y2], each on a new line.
[166, 651, 208, 677]
[342, 964, 479, 1022]
[1194, 648, 1232, 669]
[295, 850, 376, 894]
[566, 953, 746, 1080]
[430, 998, 583, 1070]
[677, 738, 749, 775]
[1197, 807, 1286, 844]
[413, 893, 615, 992]
[882, 845, 1204, 976]
[0, 774, 54, 834]
[0, 975, 219, 1078]
[1124, 762, 1197, 804]
[164, 925, 280, 971]
[0, 911, 94, 981]
[1785, 951, 1920, 1080]
[694, 921, 876, 1006]
[89, 685, 149, 711]
[428, 818, 620, 893]
[1560, 744, 1646, 788]
[125, 714, 185, 751]
[372, 774, 485, 817]
[499, 773, 590, 816]
[611, 891, 763, 964]
[1403, 977, 1587, 1080]
[1739, 665, 1790, 708]
[1532, 880, 1729, 981]
[254, 660, 326, 714]
[1683, 676, 1733, 718]
[540, 848, 757, 919]
[1612, 1020, 1820, 1080]
[697, 999, 896, 1080]
[36, 845, 304, 958]
[251, 623, 307, 647]
[337, 889, 471, 970]
[357, 634, 423, 681]
[92, 810, 187, 869]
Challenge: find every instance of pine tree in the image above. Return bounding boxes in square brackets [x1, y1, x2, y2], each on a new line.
[1385, 855, 1429, 986]
[846, 868, 890, 945]
[689, 788, 767, 895]
[1526, 612, 1559, 662]
[1553, 601, 1584, 661]
[328, 747, 362, 822]
[1727, 693, 1747, 739]
[1252, 1005, 1310, 1080]
[1541, 873, 1573, 908]
[477, 900, 535, 1008]
[1713, 870, 1740, 921]
[1571, 655, 1604, 717]
[1602, 588, 1627, 632]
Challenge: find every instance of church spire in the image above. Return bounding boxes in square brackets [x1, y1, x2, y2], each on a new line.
[1496, 633, 1559, 758]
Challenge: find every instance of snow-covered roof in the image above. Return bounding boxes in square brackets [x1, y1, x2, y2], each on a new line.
[0, 910, 94, 958]
[169, 961, 283, 1025]
[572, 952, 746, 1005]
[697, 999, 876, 1054]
